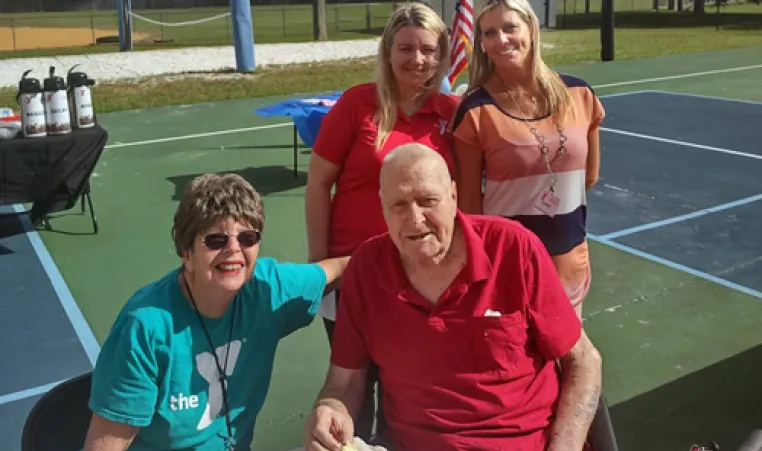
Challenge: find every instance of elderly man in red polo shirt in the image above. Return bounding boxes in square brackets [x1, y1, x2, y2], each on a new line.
[302, 143, 603, 451]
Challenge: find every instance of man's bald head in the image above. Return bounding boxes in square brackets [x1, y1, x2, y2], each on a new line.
[378, 143, 458, 267]
[380, 143, 452, 193]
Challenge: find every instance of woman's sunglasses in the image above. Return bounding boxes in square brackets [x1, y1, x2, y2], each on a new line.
[201, 230, 262, 250]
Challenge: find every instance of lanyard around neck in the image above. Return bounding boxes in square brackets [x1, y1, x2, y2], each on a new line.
[495, 74, 568, 190]
[182, 272, 237, 451]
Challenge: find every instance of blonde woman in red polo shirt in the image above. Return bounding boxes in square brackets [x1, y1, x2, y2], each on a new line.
[304, 2, 458, 442]
[450, 0, 605, 318]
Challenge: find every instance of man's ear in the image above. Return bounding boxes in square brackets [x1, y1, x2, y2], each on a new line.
[451, 180, 458, 202]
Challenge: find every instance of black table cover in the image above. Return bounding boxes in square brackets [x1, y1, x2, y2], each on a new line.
[0, 125, 108, 232]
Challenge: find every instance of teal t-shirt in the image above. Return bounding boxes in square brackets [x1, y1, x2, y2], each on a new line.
[89, 257, 327, 451]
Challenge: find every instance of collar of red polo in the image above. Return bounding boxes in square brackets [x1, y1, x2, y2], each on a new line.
[388, 210, 493, 294]
[457, 210, 493, 283]
[396, 90, 454, 121]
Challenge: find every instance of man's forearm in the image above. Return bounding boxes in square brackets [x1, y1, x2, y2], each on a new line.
[547, 346, 602, 451]
[315, 384, 364, 421]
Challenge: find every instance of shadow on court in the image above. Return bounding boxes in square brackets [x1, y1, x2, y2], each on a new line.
[167, 165, 307, 200]
[610, 344, 762, 451]
[0, 212, 26, 240]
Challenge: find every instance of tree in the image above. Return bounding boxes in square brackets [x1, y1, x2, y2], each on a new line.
[313, 0, 328, 41]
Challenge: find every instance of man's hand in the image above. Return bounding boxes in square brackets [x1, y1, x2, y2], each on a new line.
[350, 437, 389, 451]
[546, 330, 603, 451]
[303, 403, 355, 451]
[303, 338, 367, 450]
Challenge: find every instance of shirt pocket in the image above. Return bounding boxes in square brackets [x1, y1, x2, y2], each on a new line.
[470, 311, 530, 376]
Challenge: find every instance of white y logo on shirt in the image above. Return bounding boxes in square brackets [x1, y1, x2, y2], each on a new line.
[195, 340, 242, 430]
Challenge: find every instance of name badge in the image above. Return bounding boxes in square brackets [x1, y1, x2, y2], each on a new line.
[535, 188, 561, 217]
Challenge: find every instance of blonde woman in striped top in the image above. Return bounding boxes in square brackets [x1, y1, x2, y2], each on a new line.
[450, 0, 605, 317]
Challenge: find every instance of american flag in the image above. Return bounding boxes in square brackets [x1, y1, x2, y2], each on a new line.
[447, 0, 474, 86]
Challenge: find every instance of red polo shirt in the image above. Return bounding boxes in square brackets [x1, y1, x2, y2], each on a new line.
[312, 82, 458, 257]
[331, 212, 582, 451]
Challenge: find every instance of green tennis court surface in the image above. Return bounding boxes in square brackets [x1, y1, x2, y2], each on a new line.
[2, 45, 761, 451]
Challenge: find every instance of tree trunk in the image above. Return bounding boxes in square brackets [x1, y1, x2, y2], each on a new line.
[313, 0, 328, 41]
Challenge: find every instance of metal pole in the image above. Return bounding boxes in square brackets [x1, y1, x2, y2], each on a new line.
[715, 0, 721, 31]
[600, 0, 614, 61]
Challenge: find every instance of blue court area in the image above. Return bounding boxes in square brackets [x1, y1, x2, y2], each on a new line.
[587, 90, 762, 299]
[0, 83, 761, 450]
[0, 206, 98, 450]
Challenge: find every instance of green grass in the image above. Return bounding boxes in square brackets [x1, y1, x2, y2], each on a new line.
[0, 2, 759, 114]
[2, 7, 761, 115]
[1, 0, 759, 56]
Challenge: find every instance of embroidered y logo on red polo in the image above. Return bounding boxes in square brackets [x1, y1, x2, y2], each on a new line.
[438, 119, 448, 135]
[484, 309, 502, 317]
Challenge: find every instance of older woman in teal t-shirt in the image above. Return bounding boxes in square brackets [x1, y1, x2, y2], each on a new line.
[84, 173, 348, 451]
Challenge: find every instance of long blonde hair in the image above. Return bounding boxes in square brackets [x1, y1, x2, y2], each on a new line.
[468, 0, 575, 124]
[375, 2, 450, 149]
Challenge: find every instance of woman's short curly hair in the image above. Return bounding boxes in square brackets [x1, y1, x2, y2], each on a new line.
[171, 173, 264, 257]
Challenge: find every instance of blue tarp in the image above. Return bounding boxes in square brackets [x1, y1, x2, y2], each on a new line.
[253, 92, 342, 148]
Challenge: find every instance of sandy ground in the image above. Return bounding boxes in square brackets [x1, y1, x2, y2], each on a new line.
[0, 27, 151, 51]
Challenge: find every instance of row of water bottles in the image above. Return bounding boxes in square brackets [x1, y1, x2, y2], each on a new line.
[16, 65, 96, 138]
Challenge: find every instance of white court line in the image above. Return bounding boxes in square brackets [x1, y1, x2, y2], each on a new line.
[592, 64, 762, 89]
[601, 127, 762, 161]
[100, 64, 762, 150]
[11, 204, 101, 367]
[0, 380, 64, 406]
[599, 193, 762, 240]
[105, 122, 292, 149]
[588, 234, 762, 301]
[642, 89, 762, 107]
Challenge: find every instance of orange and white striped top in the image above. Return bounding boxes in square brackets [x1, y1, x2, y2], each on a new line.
[451, 73, 605, 257]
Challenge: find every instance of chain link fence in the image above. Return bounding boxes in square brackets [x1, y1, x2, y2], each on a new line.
[0, 2, 404, 53]
[556, 0, 760, 29]
[1, 0, 759, 52]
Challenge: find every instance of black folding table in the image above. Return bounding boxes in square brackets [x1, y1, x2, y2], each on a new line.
[0, 125, 108, 234]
